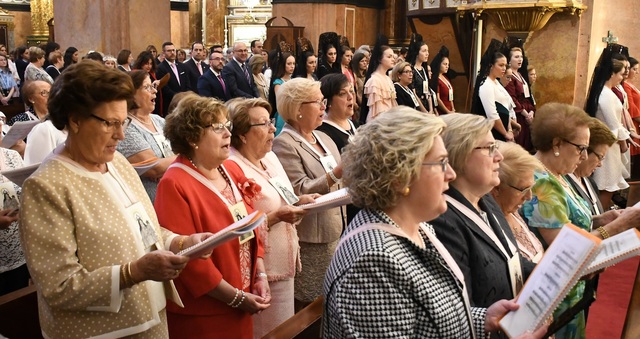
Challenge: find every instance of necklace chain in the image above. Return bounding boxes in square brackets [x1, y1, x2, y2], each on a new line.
[130, 114, 153, 125]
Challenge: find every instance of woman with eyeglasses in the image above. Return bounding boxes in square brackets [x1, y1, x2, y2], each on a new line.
[155, 93, 269, 339]
[489, 142, 544, 263]
[272, 78, 345, 312]
[117, 70, 176, 202]
[324, 107, 547, 338]
[9, 80, 50, 126]
[429, 114, 536, 335]
[392, 61, 427, 112]
[19, 61, 213, 339]
[521, 103, 640, 338]
[134, 51, 165, 116]
[226, 97, 317, 337]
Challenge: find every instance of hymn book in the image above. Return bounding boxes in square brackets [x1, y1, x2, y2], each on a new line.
[298, 187, 351, 214]
[177, 210, 265, 259]
[583, 228, 640, 274]
[499, 224, 601, 337]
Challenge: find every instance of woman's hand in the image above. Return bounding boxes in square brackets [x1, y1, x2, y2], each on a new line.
[177, 233, 215, 259]
[238, 291, 271, 314]
[0, 97, 8, 106]
[592, 209, 622, 228]
[504, 131, 515, 142]
[130, 250, 189, 283]
[276, 204, 307, 224]
[620, 140, 629, 153]
[253, 277, 272, 304]
[296, 193, 321, 205]
[485, 299, 548, 338]
[0, 208, 19, 230]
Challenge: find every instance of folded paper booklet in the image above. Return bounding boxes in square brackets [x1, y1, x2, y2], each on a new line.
[583, 228, 640, 275]
[299, 188, 351, 213]
[499, 224, 601, 337]
[131, 157, 160, 176]
[1, 162, 40, 187]
[1, 120, 40, 148]
[177, 210, 266, 259]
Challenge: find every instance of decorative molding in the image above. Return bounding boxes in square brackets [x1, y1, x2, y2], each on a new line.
[271, 0, 385, 9]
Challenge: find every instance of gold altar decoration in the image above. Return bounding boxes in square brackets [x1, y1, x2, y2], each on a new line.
[28, 0, 52, 45]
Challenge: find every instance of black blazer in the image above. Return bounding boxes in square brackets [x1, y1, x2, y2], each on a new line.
[183, 58, 209, 95]
[565, 174, 604, 216]
[45, 65, 61, 81]
[429, 187, 536, 309]
[16, 58, 28, 84]
[198, 69, 230, 102]
[221, 59, 258, 99]
[155, 60, 191, 116]
[394, 83, 420, 110]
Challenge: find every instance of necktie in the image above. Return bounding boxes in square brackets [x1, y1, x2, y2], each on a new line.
[242, 63, 251, 84]
[197, 62, 203, 75]
[218, 74, 227, 95]
[171, 62, 180, 85]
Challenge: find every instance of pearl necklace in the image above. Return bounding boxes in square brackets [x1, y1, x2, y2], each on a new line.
[130, 114, 153, 126]
[188, 157, 230, 188]
[540, 163, 569, 188]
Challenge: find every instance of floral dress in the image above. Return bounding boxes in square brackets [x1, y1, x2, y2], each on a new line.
[521, 170, 592, 339]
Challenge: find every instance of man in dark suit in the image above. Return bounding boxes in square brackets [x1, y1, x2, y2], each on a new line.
[221, 41, 258, 99]
[198, 51, 230, 101]
[183, 42, 209, 94]
[155, 41, 190, 116]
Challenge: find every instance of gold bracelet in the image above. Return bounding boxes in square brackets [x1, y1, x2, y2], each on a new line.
[178, 236, 187, 252]
[597, 226, 610, 239]
[127, 262, 137, 285]
[120, 264, 128, 288]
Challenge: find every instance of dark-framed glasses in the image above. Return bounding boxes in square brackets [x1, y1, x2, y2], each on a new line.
[588, 148, 605, 162]
[208, 120, 233, 134]
[562, 138, 588, 155]
[301, 98, 327, 109]
[89, 114, 131, 131]
[508, 183, 533, 195]
[474, 142, 499, 156]
[249, 118, 275, 129]
[422, 158, 449, 172]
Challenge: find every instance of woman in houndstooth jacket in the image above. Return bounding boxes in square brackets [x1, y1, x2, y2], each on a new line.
[323, 107, 547, 338]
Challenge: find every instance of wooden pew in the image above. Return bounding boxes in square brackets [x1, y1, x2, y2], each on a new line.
[0, 285, 42, 338]
[262, 296, 323, 339]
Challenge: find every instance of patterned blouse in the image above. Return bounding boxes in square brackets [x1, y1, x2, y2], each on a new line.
[324, 209, 488, 338]
[521, 169, 591, 339]
[0, 148, 24, 273]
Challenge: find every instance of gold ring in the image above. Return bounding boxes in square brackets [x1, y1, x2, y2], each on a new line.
[175, 269, 180, 275]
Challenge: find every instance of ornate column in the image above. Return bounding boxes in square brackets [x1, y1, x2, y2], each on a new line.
[382, 0, 408, 47]
[189, 0, 203, 44]
[204, 0, 228, 47]
[28, 0, 53, 46]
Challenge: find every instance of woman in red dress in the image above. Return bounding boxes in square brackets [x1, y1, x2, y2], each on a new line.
[505, 47, 535, 152]
[155, 93, 269, 339]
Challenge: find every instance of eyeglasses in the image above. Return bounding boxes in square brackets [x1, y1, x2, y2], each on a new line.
[207, 120, 233, 134]
[249, 118, 275, 129]
[210, 57, 224, 62]
[40, 90, 50, 97]
[301, 98, 327, 109]
[422, 158, 449, 172]
[89, 114, 131, 131]
[589, 148, 605, 162]
[142, 83, 158, 93]
[508, 183, 533, 195]
[474, 142, 499, 156]
[562, 138, 588, 155]
[401, 70, 413, 74]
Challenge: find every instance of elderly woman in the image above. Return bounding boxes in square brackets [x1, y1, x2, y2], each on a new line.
[522, 102, 640, 338]
[133, 51, 164, 116]
[250, 55, 269, 101]
[317, 73, 358, 152]
[8, 80, 50, 126]
[19, 61, 211, 338]
[272, 77, 344, 309]
[227, 97, 316, 337]
[155, 93, 269, 338]
[490, 142, 544, 263]
[565, 118, 616, 216]
[117, 70, 176, 202]
[429, 113, 535, 322]
[392, 61, 427, 112]
[0, 139, 26, 295]
[324, 106, 546, 338]
[24, 46, 53, 85]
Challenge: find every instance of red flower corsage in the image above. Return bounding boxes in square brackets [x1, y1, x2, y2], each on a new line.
[238, 179, 262, 202]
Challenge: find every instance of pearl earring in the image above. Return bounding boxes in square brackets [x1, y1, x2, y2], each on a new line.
[554, 151, 559, 157]
[298, 115, 302, 119]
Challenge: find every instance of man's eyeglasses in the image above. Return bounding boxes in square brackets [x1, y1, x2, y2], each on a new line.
[508, 183, 533, 195]
[40, 90, 50, 97]
[562, 138, 588, 155]
[301, 98, 327, 109]
[589, 148, 605, 162]
[249, 118, 275, 129]
[474, 142, 499, 156]
[207, 121, 233, 134]
[89, 114, 131, 131]
[422, 158, 449, 172]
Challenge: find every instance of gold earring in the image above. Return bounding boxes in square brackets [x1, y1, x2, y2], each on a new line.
[402, 187, 410, 196]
